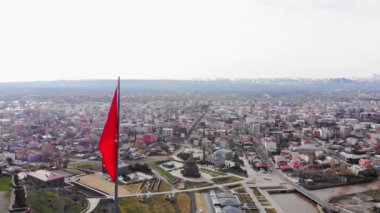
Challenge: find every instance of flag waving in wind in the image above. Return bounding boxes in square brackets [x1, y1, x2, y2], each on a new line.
[99, 88, 118, 182]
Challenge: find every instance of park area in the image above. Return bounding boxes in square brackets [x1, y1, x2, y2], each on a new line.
[27, 185, 87, 213]
[118, 193, 192, 213]
[151, 163, 179, 183]
[211, 176, 242, 184]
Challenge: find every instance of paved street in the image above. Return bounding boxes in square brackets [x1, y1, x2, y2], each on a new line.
[202, 192, 215, 213]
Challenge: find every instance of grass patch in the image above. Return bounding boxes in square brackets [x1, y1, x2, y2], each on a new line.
[122, 183, 142, 193]
[184, 181, 211, 189]
[227, 167, 248, 177]
[195, 192, 207, 213]
[175, 193, 192, 213]
[238, 193, 252, 203]
[199, 168, 223, 177]
[252, 188, 270, 206]
[211, 176, 242, 184]
[158, 181, 172, 192]
[64, 168, 85, 175]
[118, 193, 192, 213]
[235, 187, 246, 193]
[362, 190, 376, 197]
[68, 161, 102, 171]
[246, 210, 261, 213]
[119, 195, 175, 213]
[0, 176, 11, 196]
[93, 199, 113, 213]
[27, 186, 87, 213]
[362, 190, 379, 198]
[252, 188, 262, 196]
[151, 164, 179, 183]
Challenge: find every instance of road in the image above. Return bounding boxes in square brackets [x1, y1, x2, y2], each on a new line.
[242, 153, 256, 178]
[203, 192, 215, 213]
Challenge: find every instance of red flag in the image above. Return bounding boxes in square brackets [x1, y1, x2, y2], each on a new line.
[99, 89, 118, 182]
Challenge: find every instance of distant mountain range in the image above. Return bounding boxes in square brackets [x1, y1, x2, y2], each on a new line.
[1, 75, 380, 94]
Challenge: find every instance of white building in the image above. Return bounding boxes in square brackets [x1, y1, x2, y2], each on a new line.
[250, 123, 261, 134]
[162, 128, 173, 137]
[340, 126, 351, 138]
[206, 149, 233, 167]
[264, 141, 277, 152]
[27, 170, 64, 186]
[320, 128, 332, 139]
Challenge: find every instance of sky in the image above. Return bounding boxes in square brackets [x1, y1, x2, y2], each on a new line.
[0, 0, 380, 82]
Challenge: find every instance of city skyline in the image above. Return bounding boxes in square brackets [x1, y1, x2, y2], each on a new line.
[1, 0, 380, 82]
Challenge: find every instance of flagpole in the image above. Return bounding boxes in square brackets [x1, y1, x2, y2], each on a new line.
[114, 77, 120, 213]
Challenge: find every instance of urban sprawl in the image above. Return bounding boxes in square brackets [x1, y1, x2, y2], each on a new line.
[1, 91, 380, 213]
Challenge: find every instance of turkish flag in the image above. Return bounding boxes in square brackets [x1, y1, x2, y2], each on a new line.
[99, 88, 118, 182]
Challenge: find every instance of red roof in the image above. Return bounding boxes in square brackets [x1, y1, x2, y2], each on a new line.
[280, 164, 291, 170]
[255, 162, 267, 168]
[280, 152, 291, 156]
[240, 138, 251, 143]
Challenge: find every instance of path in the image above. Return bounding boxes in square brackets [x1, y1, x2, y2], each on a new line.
[243, 183, 266, 213]
[203, 192, 215, 213]
[83, 198, 100, 213]
[0, 192, 9, 212]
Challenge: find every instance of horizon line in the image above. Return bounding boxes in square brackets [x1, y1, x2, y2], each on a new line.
[0, 74, 380, 83]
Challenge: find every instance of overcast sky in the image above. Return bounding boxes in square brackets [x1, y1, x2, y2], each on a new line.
[0, 0, 379, 82]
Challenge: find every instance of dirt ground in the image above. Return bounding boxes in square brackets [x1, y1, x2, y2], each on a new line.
[334, 196, 379, 213]
[0, 192, 9, 211]
[195, 192, 207, 213]
[79, 174, 132, 196]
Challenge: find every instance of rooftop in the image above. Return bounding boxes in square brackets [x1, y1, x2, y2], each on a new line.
[27, 170, 64, 182]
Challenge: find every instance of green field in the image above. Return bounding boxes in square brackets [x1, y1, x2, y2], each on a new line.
[27, 186, 87, 213]
[199, 168, 223, 177]
[211, 176, 242, 184]
[68, 161, 102, 171]
[122, 183, 142, 193]
[175, 192, 192, 213]
[119, 193, 191, 213]
[238, 193, 252, 203]
[252, 188, 270, 206]
[64, 168, 85, 175]
[158, 181, 172, 192]
[151, 164, 179, 183]
[0, 176, 11, 197]
[184, 181, 211, 189]
[235, 187, 246, 193]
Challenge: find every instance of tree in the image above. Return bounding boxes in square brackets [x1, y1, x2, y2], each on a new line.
[181, 155, 201, 178]
[233, 153, 241, 167]
[6, 157, 13, 166]
[129, 163, 151, 174]
[177, 152, 191, 161]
